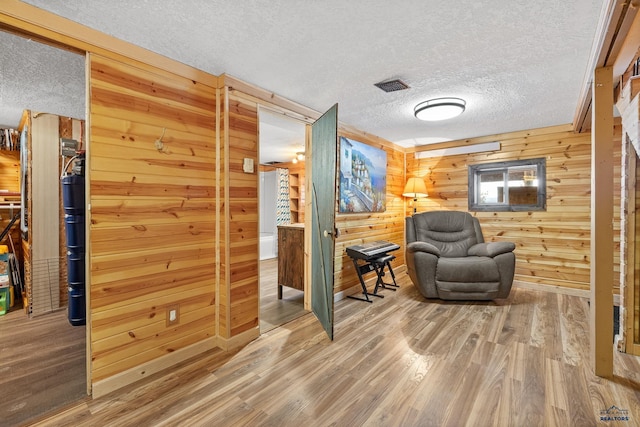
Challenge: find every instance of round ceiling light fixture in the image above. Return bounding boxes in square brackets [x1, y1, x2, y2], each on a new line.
[414, 97, 466, 121]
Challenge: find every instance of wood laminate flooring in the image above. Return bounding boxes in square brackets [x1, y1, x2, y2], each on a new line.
[260, 258, 306, 333]
[0, 257, 301, 426]
[0, 306, 86, 427]
[28, 275, 640, 427]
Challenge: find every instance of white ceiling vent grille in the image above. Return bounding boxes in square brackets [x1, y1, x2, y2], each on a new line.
[374, 79, 409, 92]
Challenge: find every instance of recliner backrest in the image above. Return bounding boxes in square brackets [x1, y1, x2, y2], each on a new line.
[408, 211, 483, 257]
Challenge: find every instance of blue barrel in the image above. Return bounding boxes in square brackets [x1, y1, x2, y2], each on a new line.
[64, 214, 85, 250]
[68, 286, 85, 326]
[61, 175, 85, 215]
[67, 248, 85, 284]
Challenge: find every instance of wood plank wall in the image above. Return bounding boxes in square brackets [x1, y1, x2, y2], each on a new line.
[88, 54, 217, 382]
[219, 90, 260, 339]
[334, 130, 406, 295]
[0, 151, 19, 191]
[406, 125, 622, 293]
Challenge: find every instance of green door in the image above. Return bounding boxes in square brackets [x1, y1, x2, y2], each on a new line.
[311, 104, 338, 340]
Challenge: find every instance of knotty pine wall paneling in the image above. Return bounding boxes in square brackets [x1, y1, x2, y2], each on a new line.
[334, 130, 406, 295]
[0, 150, 19, 190]
[89, 54, 217, 382]
[406, 125, 622, 293]
[219, 91, 260, 340]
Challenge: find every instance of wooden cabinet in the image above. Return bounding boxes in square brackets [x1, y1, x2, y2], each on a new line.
[277, 223, 304, 298]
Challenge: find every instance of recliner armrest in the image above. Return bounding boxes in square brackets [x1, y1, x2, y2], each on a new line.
[468, 242, 515, 257]
[407, 241, 441, 257]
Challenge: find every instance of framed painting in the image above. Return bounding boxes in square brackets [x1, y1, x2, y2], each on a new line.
[338, 136, 387, 213]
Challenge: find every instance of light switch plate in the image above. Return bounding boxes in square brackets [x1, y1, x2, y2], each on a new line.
[243, 158, 254, 173]
[166, 305, 179, 326]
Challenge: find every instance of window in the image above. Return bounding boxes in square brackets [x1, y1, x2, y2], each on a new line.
[468, 158, 546, 212]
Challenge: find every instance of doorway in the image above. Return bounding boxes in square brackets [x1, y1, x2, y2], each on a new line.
[0, 31, 88, 426]
[258, 109, 308, 332]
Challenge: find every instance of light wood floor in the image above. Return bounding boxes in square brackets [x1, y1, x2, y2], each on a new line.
[29, 274, 640, 427]
[0, 258, 300, 426]
[260, 258, 306, 333]
[0, 306, 86, 427]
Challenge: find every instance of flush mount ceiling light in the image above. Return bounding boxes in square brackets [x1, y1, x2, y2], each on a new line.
[414, 97, 466, 121]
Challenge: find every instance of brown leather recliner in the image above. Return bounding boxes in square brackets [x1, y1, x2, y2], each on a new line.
[405, 211, 516, 300]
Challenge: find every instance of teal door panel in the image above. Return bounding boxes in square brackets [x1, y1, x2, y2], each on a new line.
[311, 104, 338, 340]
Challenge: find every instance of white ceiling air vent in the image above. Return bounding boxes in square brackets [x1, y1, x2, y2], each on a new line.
[374, 79, 409, 92]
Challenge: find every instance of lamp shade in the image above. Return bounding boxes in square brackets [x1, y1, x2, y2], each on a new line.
[402, 177, 428, 198]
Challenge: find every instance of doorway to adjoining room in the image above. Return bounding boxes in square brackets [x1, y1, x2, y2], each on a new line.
[0, 30, 88, 427]
[258, 109, 308, 332]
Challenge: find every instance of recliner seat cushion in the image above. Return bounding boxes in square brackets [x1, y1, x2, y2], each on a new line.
[436, 256, 500, 283]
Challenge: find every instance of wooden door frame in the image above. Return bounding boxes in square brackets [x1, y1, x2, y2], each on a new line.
[304, 124, 312, 311]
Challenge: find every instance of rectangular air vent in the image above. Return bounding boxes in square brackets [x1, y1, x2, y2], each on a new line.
[374, 79, 409, 92]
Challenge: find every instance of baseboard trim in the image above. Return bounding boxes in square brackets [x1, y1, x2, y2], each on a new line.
[513, 280, 621, 305]
[92, 336, 219, 399]
[217, 326, 260, 351]
[334, 284, 361, 302]
[513, 280, 590, 298]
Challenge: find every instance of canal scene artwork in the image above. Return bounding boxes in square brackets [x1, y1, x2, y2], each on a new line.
[339, 136, 387, 213]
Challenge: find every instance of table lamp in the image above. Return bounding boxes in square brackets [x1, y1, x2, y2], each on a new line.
[402, 177, 428, 214]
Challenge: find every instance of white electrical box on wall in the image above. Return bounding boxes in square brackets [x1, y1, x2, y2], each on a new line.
[243, 158, 254, 173]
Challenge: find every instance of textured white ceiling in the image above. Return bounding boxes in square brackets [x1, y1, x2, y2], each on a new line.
[259, 109, 306, 164]
[0, 31, 85, 128]
[2, 0, 605, 155]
